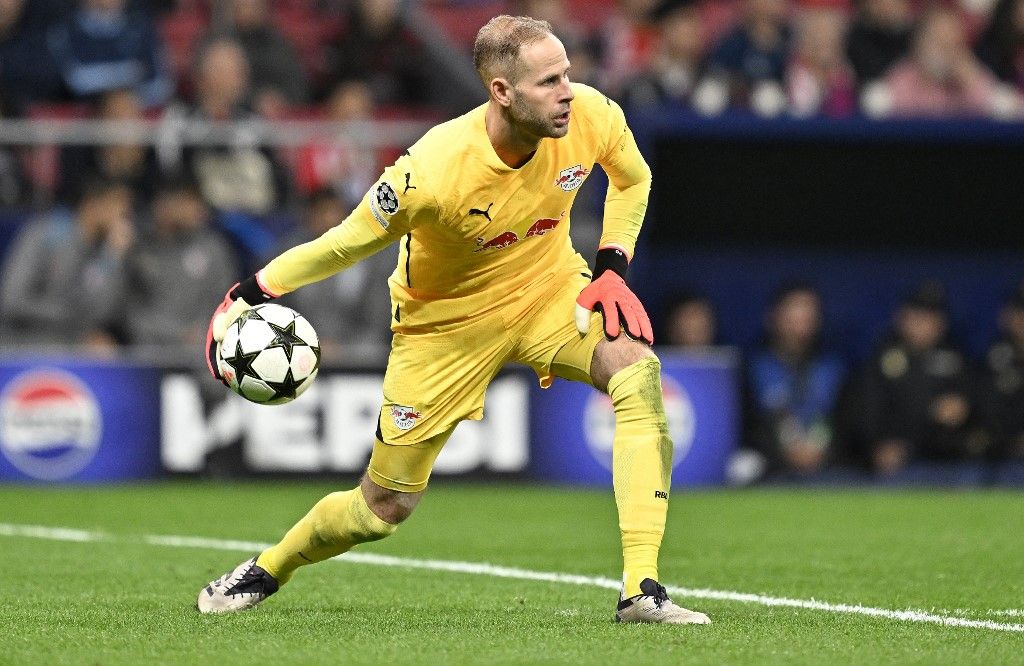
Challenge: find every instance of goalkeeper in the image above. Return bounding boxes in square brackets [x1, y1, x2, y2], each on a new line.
[198, 15, 710, 626]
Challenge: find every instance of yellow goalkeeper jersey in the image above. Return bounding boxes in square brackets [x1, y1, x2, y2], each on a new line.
[259, 83, 652, 332]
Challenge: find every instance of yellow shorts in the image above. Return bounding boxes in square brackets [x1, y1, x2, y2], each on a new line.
[368, 270, 605, 492]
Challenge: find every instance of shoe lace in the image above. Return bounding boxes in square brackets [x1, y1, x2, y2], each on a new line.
[225, 567, 267, 598]
[639, 579, 671, 608]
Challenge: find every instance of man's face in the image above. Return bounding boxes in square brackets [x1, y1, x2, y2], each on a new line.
[916, 13, 964, 82]
[155, 191, 207, 234]
[1001, 306, 1024, 344]
[81, 188, 132, 232]
[306, 199, 347, 235]
[199, 43, 249, 107]
[507, 34, 575, 140]
[84, 0, 125, 13]
[668, 302, 715, 347]
[897, 307, 946, 351]
[772, 291, 821, 352]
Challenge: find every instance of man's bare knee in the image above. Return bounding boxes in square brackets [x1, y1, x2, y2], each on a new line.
[590, 337, 656, 393]
[360, 474, 423, 524]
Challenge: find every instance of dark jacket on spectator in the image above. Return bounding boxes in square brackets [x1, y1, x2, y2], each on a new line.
[860, 334, 986, 462]
[747, 346, 846, 470]
[845, 17, 912, 86]
[983, 337, 1024, 461]
[232, 25, 310, 105]
[126, 226, 240, 346]
[0, 2, 65, 113]
[0, 210, 128, 345]
[707, 24, 792, 85]
[328, 10, 432, 107]
[47, 6, 173, 108]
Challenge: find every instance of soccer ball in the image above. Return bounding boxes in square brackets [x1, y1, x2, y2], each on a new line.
[217, 304, 320, 405]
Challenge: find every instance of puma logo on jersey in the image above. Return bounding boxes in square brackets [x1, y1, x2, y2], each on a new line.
[468, 202, 494, 221]
[404, 172, 416, 194]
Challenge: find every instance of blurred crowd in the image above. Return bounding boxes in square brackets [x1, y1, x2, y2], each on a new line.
[660, 280, 1024, 480]
[551, 0, 1024, 119]
[0, 0, 1023, 482]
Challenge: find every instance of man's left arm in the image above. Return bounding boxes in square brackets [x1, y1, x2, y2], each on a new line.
[575, 98, 654, 344]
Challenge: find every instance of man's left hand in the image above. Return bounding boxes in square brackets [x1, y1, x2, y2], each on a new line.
[575, 271, 653, 344]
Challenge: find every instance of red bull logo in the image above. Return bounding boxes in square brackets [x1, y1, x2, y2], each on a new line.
[554, 164, 590, 192]
[526, 214, 564, 238]
[0, 369, 101, 480]
[390, 404, 423, 431]
[475, 231, 520, 252]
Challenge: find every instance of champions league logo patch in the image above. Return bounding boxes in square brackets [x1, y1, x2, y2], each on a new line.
[554, 164, 590, 192]
[369, 182, 400, 228]
[390, 404, 422, 431]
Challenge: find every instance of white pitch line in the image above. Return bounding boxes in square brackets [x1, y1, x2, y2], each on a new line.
[3, 523, 1022, 634]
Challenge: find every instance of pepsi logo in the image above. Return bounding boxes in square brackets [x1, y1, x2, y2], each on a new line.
[0, 369, 101, 480]
[583, 374, 695, 473]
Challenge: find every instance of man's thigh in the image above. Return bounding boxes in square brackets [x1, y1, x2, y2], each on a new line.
[512, 271, 607, 387]
[513, 272, 656, 391]
[372, 316, 511, 491]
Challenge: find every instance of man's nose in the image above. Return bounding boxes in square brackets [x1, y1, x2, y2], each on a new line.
[559, 82, 574, 103]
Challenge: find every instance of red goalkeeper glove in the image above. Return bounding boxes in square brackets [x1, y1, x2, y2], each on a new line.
[205, 274, 276, 384]
[575, 248, 653, 344]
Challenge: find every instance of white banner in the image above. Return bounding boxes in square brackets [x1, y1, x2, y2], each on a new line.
[161, 372, 530, 475]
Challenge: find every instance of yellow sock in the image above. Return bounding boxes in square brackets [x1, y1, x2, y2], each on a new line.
[608, 357, 673, 598]
[255, 486, 397, 584]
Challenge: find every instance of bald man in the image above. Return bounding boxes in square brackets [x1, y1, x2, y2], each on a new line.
[198, 15, 709, 626]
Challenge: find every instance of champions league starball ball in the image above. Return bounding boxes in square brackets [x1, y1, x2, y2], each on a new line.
[217, 304, 321, 405]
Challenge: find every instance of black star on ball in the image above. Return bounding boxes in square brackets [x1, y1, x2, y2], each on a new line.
[268, 320, 304, 357]
[225, 344, 261, 380]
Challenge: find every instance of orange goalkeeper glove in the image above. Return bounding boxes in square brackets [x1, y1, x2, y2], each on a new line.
[205, 274, 276, 384]
[575, 248, 653, 345]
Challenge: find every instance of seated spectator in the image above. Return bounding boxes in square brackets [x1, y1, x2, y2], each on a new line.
[327, 0, 434, 107]
[660, 291, 716, 348]
[865, 8, 1023, 118]
[514, 0, 601, 88]
[702, 0, 793, 116]
[747, 284, 845, 477]
[179, 37, 289, 216]
[294, 80, 379, 206]
[983, 283, 1024, 462]
[845, 0, 913, 88]
[786, 9, 856, 118]
[598, 0, 661, 97]
[975, 0, 1024, 92]
[57, 88, 160, 207]
[273, 188, 397, 361]
[0, 92, 28, 206]
[47, 0, 174, 109]
[0, 0, 65, 114]
[0, 179, 134, 350]
[860, 282, 988, 476]
[622, 1, 706, 110]
[126, 177, 239, 348]
[219, 0, 310, 118]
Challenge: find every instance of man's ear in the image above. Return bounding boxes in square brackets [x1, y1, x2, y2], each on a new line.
[490, 77, 514, 107]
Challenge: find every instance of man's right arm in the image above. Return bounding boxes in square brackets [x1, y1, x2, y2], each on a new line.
[260, 157, 432, 296]
[205, 156, 435, 381]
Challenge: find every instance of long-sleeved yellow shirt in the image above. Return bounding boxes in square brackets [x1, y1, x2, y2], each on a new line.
[259, 83, 651, 333]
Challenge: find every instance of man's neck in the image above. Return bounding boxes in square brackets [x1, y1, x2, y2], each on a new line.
[485, 103, 540, 169]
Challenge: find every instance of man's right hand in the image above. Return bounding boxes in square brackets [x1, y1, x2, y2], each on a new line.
[205, 275, 276, 383]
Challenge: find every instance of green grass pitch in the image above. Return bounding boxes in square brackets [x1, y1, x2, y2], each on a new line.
[0, 482, 1021, 664]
